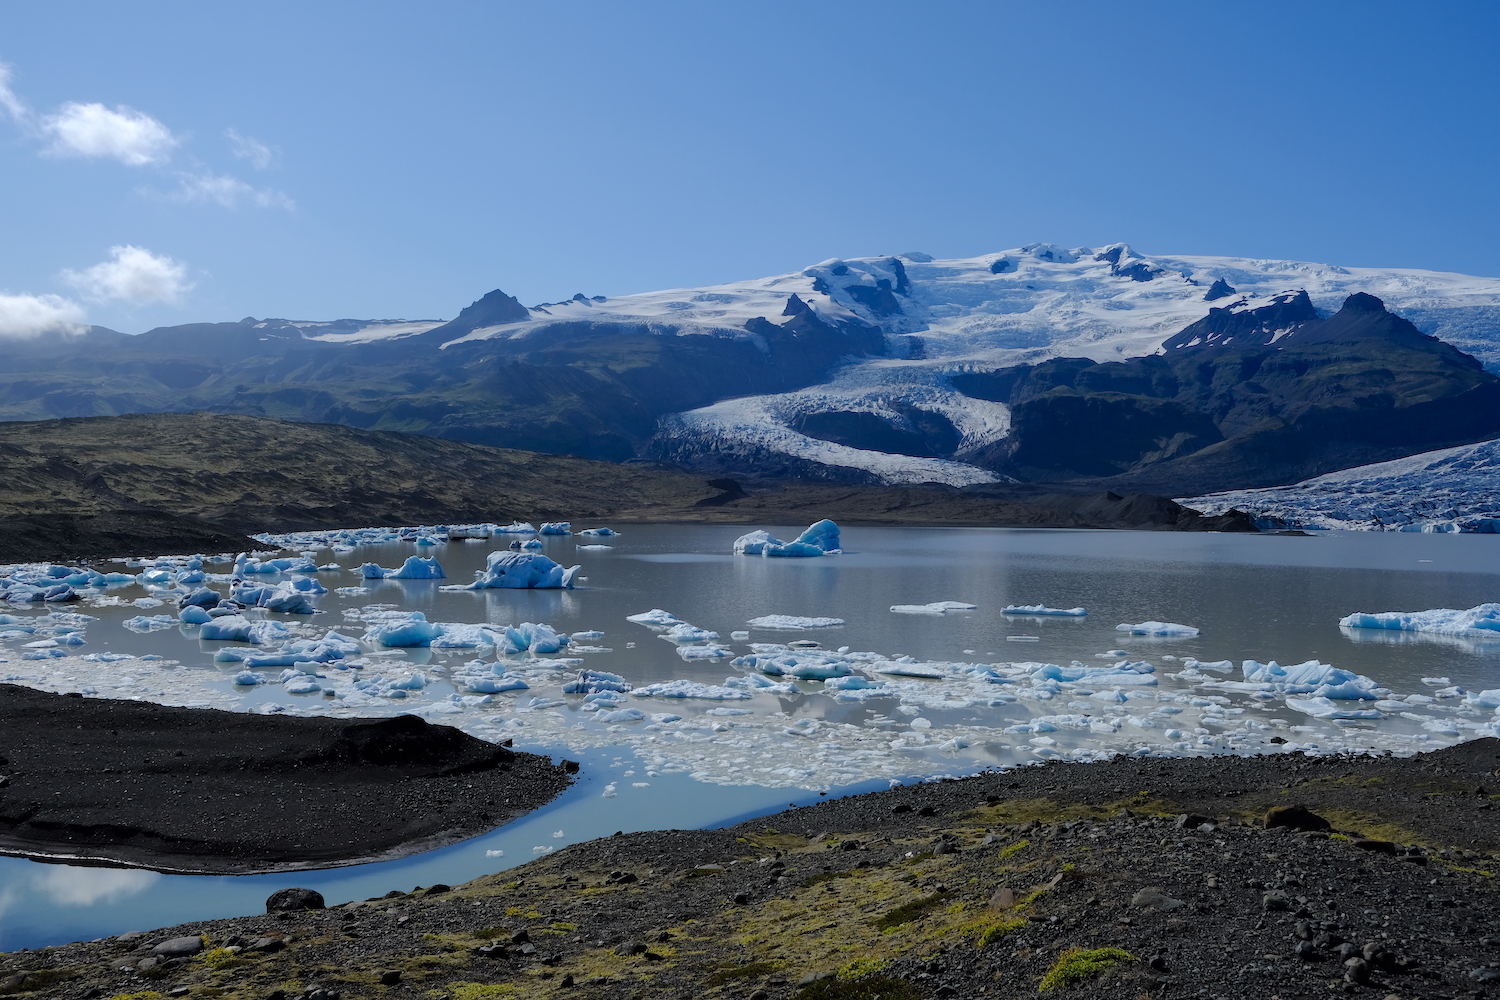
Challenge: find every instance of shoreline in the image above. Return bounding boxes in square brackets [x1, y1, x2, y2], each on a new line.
[4, 741, 1499, 996]
[0, 685, 574, 875]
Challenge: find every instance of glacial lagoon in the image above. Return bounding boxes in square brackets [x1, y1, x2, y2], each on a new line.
[2, 523, 1498, 948]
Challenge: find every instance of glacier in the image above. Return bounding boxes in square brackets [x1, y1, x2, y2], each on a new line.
[1181, 437, 1500, 533]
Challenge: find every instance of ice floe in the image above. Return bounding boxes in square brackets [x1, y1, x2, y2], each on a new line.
[1117, 621, 1200, 636]
[891, 602, 976, 614]
[745, 615, 845, 629]
[457, 551, 580, 590]
[1339, 604, 1500, 639]
[1003, 605, 1087, 616]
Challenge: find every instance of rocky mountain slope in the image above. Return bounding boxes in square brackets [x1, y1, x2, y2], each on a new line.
[0, 413, 1251, 562]
[4, 243, 1500, 492]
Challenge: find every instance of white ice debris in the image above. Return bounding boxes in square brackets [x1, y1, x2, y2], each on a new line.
[1116, 621, 1200, 636]
[1339, 604, 1500, 639]
[891, 602, 976, 614]
[745, 615, 845, 629]
[359, 556, 445, 580]
[1003, 605, 1087, 616]
[733, 520, 841, 557]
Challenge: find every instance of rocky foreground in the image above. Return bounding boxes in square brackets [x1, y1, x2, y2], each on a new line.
[5, 741, 1500, 1000]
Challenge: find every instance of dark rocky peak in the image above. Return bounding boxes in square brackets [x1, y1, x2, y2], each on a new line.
[1093, 243, 1162, 282]
[1161, 290, 1319, 351]
[1342, 291, 1387, 313]
[1282, 290, 1450, 352]
[1022, 242, 1078, 263]
[888, 256, 911, 295]
[416, 288, 530, 341]
[782, 293, 812, 318]
[1094, 246, 1126, 266]
[989, 257, 1016, 274]
[1204, 278, 1236, 302]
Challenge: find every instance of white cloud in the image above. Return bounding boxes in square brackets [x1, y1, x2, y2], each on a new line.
[62, 245, 192, 304]
[42, 101, 178, 166]
[0, 60, 27, 120]
[226, 127, 274, 170]
[0, 291, 87, 339]
[174, 170, 294, 211]
[34, 867, 160, 907]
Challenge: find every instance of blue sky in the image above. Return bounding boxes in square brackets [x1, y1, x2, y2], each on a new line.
[1, 1, 1497, 334]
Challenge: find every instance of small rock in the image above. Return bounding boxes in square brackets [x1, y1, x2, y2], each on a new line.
[379, 971, 402, 986]
[424, 884, 451, 895]
[510, 929, 530, 944]
[1173, 813, 1212, 829]
[1353, 839, 1398, 856]
[1294, 919, 1315, 940]
[152, 936, 204, 957]
[115, 931, 148, 943]
[267, 887, 326, 912]
[1344, 957, 1370, 985]
[1337, 942, 1361, 961]
[1293, 940, 1320, 961]
[916, 805, 937, 817]
[1262, 890, 1292, 912]
[1149, 955, 1170, 973]
[798, 972, 835, 986]
[136, 957, 159, 971]
[1470, 968, 1500, 983]
[167, 989, 191, 997]
[935, 987, 958, 998]
[1264, 805, 1331, 832]
[1, 974, 28, 994]
[732, 893, 750, 905]
[989, 887, 1016, 909]
[933, 841, 958, 855]
[618, 940, 648, 956]
[1132, 887, 1186, 912]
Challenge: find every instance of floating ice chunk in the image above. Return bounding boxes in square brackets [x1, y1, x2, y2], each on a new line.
[538, 522, 572, 535]
[873, 662, 945, 678]
[676, 643, 733, 660]
[563, 669, 632, 694]
[730, 631, 750, 640]
[745, 615, 845, 629]
[1285, 697, 1383, 720]
[1241, 659, 1377, 699]
[1421, 676, 1452, 686]
[626, 609, 685, 627]
[570, 630, 604, 640]
[282, 675, 322, 695]
[723, 673, 799, 695]
[123, 614, 179, 633]
[502, 622, 567, 654]
[661, 623, 720, 642]
[1465, 689, 1500, 709]
[1003, 605, 1087, 616]
[1116, 621, 1200, 636]
[365, 614, 445, 647]
[1338, 603, 1500, 638]
[734, 519, 841, 557]
[335, 586, 370, 596]
[909, 717, 932, 729]
[578, 527, 617, 536]
[1182, 658, 1234, 672]
[732, 530, 777, 555]
[890, 601, 977, 614]
[494, 521, 538, 534]
[597, 708, 645, 723]
[379, 556, 445, 580]
[630, 680, 751, 700]
[576, 544, 613, 551]
[466, 551, 580, 589]
[231, 671, 265, 685]
[198, 616, 291, 644]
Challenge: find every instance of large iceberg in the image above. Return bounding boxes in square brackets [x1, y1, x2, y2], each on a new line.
[1339, 604, 1500, 638]
[463, 551, 581, 589]
[733, 519, 842, 557]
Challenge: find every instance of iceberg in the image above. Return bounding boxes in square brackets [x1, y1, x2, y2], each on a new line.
[501, 622, 568, 654]
[630, 680, 751, 700]
[577, 527, 618, 536]
[745, 615, 845, 629]
[538, 522, 572, 535]
[891, 601, 977, 614]
[1116, 621, 1200, 636]
[464, 551, 580, 589]
[1338, 604, 1500, 638]
[563, 669, 632, 694]
[1003, 605, 1087, 616]
[626, 608, 685, 627]
[362, 556, 446, 580]
[733, 519, 841, 557]
[494, 521, 538, 534]
[198, 615, 291, 644]
[364, 614, 446, 647]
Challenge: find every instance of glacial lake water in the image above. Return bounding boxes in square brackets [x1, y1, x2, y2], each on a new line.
[2, 524, 1498, 949]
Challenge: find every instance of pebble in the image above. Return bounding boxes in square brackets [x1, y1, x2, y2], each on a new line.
[1131, 888, 1186, 912]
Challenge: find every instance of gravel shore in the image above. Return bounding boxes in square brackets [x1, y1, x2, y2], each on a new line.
[4, 739, 1499, 999]
[0, 684, 574, 873]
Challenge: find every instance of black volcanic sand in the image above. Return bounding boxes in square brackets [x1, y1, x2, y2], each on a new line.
[6, 742, 1500, 999]
[0, 684, 573, 873]
[0, 412, 1251, 563]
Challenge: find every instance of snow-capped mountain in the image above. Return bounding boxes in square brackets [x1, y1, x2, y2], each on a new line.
[4, 242, 1500, 492]
[421, 242, 1500, 485]
[1181, 438, 1500, 533]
